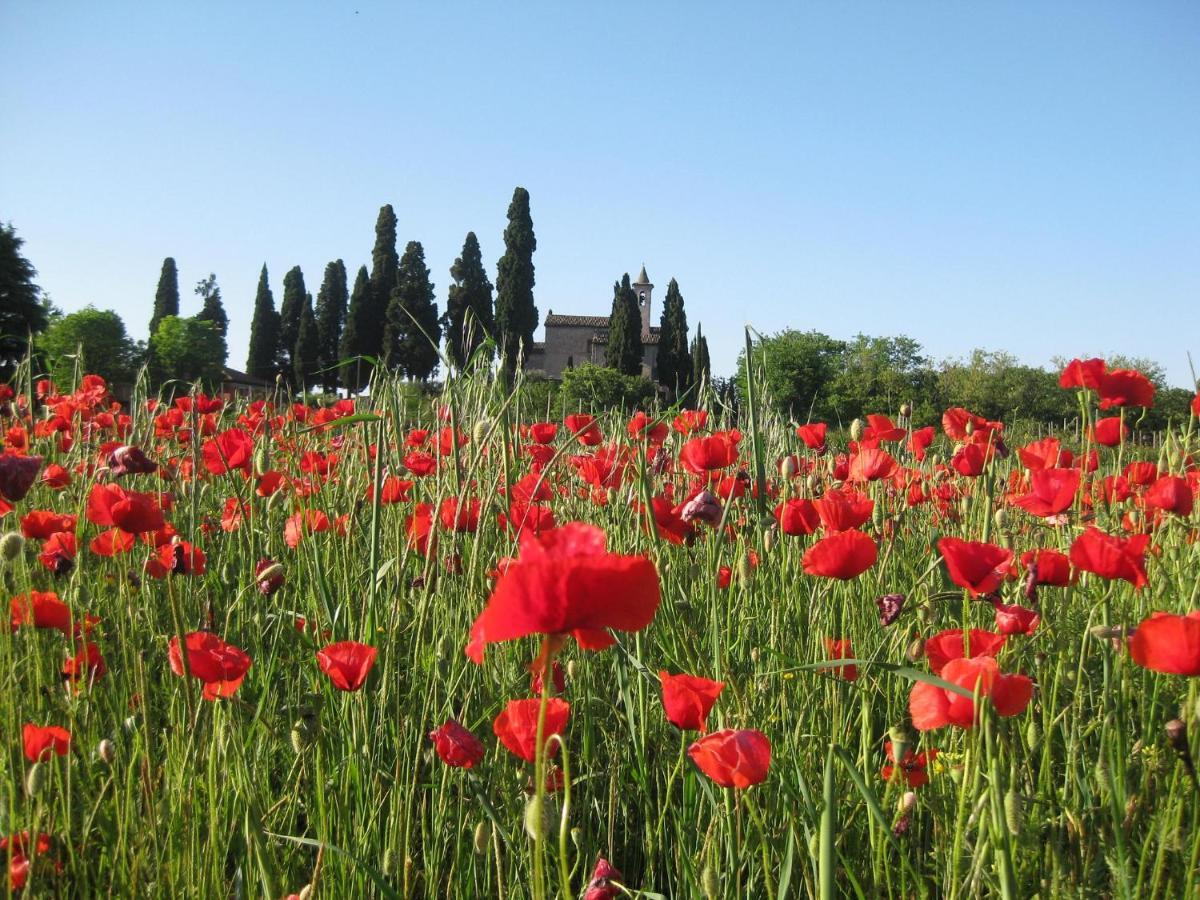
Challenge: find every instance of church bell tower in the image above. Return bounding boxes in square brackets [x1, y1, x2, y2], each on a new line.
[633, 263, 653, 340]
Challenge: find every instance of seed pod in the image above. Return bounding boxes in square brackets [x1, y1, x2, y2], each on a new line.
[806, 473, 819, 494]
[97, 739, 116, 765]
[473, 821, 490, 854]
[0, 531, 24, 562]
[701, 865, 720, 899]
[1004, 790, 1024, 836]
[26, 762, 45, 797]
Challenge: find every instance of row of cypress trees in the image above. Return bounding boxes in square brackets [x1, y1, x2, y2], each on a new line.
[244, 188, 538, 392]
[604, 272, 708, 396]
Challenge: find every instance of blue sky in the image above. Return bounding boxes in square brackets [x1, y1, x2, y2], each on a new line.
[3, 2, 1198, 386]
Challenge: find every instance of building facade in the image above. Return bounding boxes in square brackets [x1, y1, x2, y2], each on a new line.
[524, 266, 660, 380]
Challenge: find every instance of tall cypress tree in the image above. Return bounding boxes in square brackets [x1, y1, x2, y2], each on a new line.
[367, 204, 399, 361]
[278, 265, 307, 378]
[656, 277, 692, 395]
[194, 274, 228, 339]
[691, 323, 711, 390]
[494, 187, 537, 375]
[442, 231, 494, 370]
[339, 265, 373, 392]
[605, 273, 642, 376]
[385, 241, 441, 380]
[315, 259, 348, 391]
[246, 264, 280, 381]
[0, 222, 47, 380]
[294, 292, 320, 388]
[150, 257, 180, 336]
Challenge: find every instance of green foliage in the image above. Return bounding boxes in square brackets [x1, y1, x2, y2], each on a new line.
[605, 273, 642, 376]
[38, 305, 141, 387]
[385, 241, 441, 381]
[315, 260, 348, 392]
[149, 257, 180, 337]
[194, 274, 228, 339]
[0, 221, 46, 378]
[443, 231, 495, 370]
[936, 349, 1072, 425]
[278, 265, 307, 379]
[294, 293, 320, 388]
[339, 265, 373, 392]
[514, 372, 561, 419]
[561, 362, 656, 411]
[367, 204, 399, 362]
[149, 315, 226, 385]
[494, 186, 538, 374]
[831, 334, 936, 422]
[737, 329, 846, 421]
[656, 277, 692, 397]
[245, 264, 280, 381]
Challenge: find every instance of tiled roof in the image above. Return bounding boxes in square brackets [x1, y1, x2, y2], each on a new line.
[589, 332, 661, 345]
[545, 314, 611, 328]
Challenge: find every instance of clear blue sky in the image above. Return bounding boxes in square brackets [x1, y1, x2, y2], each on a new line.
[3, 2, 1198, 387]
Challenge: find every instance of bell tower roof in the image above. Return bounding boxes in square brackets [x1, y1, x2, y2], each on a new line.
[635, 263, 650, 285]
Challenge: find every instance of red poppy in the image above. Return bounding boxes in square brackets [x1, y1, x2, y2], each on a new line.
[909, 657, 1033, 731]
[993, 600, 1040, 636]
[1011, 468, 1080, 518]
[1193, 391, 1200, 418]
[0, 453, 42, 502]
[23, 724, 71, 762]
[814, 488, 874, 533]
[774, 498, 820, 536]
[1090, 417, 1128, 447]
[38, 531, 76, 574]
[924, 628, 1007, 675]
[950, 442, 986, 477]
[1019, 549, 1074, 587]
[1059, 357, 1106, 390]
[505, 501, 557, 537]
[938, 538, 1013, 597]
[439, 496, 481, 533]
[368, 475, 413, 505]
[10, 591, 73, 634]
[493, 697, 570, 762]
[802, 530, 877, 580]
[86, 484, 165, 534]
[908, 426, 935, 461]
[90, 527, 135, 556]
[145, 541, 207, 578]
[19, 510, 77, 540]
[941, 407, 989, 442]
[1098, 369, 1155, 409]
[881, 740, 938, 788]
[847, 448, 898, 483]
[687, 728, 771, 788]
[679, 431, 741, 474]
[529, 422, 558, 444]
[62, 641, 106, 685]
[644, 495, 694, 545]
[1129, 611, 1200, 676]
[107, 444, 157, 477]
[565, 414, 602, 446]
[1069, 527, 1150, 589]
[428, 719, 486, 769]
[583, 858, 624, 900]
[169, 631, 253, 700]
[627, 411, 668, 445]
[659, 671, 725, 732]
[796, 422, 827, 452]
[1017, 437, 1065, 471]
[2, 831, 58, 891]
[465, 523, 660, 664]
[673, 409, 708, 435]
[316, 641, 377, 691]
[822, 638, 858, 681]
[404, 451, 437, 477]
[1143, 475, 1193, 517]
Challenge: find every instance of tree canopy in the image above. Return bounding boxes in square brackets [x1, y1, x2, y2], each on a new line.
[0, 221, 47, 378]
[150, 316, 226, 386]
[605, 273, 642, 376]
[495, 187, 538, 375]
[38, 306, 141, 387]
[384, 240, 440, 380]
[443, 231, 495, 370]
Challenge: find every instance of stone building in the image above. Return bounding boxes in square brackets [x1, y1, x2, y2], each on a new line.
[524, 265, 660, 379]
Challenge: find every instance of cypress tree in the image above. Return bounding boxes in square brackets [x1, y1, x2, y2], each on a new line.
[315, 259, 348, 391]
[656, 277, 692, 396]
[494, 187, 538, 375]
[0, 222, 47, 380]
[294, 292, 320, 388]
[367, 204, 399, 361]
[443, 232, 495, 370]
[194, 274, 228, 339]
[691, 323, 711, 390]
[150, 257, 180, 336]
[278, 265, 307, 378]
[605, 273, 642, 376]
[339, 265, 373, 392]
[385, 240, 441, 381]
[246, 264, 280, 381]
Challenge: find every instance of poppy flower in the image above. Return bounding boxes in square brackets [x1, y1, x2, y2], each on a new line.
[428, 719, 486, 769]
[2, 831, 58, 891]
[1143, 475, 1193, 517]
[876, 592, 905, 626]
[255, 558, 285, 595]
[62, 641, 106, 685]
[679, 431, 741, 474]
[909, 657, 1033, 731]
[847, 448, 898, 483]
[465, 523, 660, 664]
[796, 422, 827, 452]
[774, 498, 820, 536]
[201, 427, 255, 475]
[86, 484, 165, 534]
[1129, 611, 1200, 676]
[316, 641, 377, 691]
[38, 532, 76, 574]
[40, 463, 71, 489]
[993, 600, 1040, 636]
[950, 442, 986, 477]
[169, 631, 253, 700]
[19, 510, 77, 540]
[802, 530, 877, 580]
[941, 407, 989, 442]
[404, 451, 437, 477]
[9, 591, 90, 634]
[1011, 468, 1080, 518]
[0, 453, 42, 502]
[687, 728, 771, 788]
[937, 538, 1013, 597]
[659, 671, 725, 732]
[493, 697, 570, 762]
[1059, 358, 1106, 390]
[865, 414, 906, 443]
[439, 496, 481, 533]
[908, 426, 935, 461]
[565, 414, 602, 446]
[1019, 549, 1074, 587]
[822, 638, 858, 681]
[1098, 369, 1155, 409]
[627, 411, 668, 444]
[644, 495, 694, 545]
[1090, 417, 1128, 447]
[530, 659, 566, 695]
[673, 409, 708, 435]
[405, 503, 435, 556]
[1069, 527, 1150, 589]
[881, 740, 938, 788]
[90, 528, 135, 556]
[1017, 437, 1065, 471]
[814, 488, 874, 533]
[924, 628, 1007, 675]
[529, 422, 558, 444]
[679, 489, 723, 527]
[107, 444, 157, 477]
[583, 858, 624, 900]
[23, 724, 71, 762]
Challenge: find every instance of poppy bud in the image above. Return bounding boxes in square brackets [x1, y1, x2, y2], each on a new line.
[255, 559, 285, 596]
[253, 446, 270, 477]
[472, 419, 489, 446]
[297, 886, 313, 900]
[905, 636, 925, 663]
[872, 502, 884, 530]
[1025, 718, 1041, 753]
[929, 454, 942, 468]
[762, 528, 775, 554]
[899, 403, 912, 418]
[701, 865, 719, 899]
[567, 659, 578, 680]
[570, 827, 582, 848]
[781, 456, 797, 479]
[523, 794, 547, 841]
[850, 418, 864, 441]
[806, 474, 818, 494]
[964, 419, 975, 436]
[1165, 719, 1190, 757]
[291, 715, 319, 754]
[736, 553, 753, 587]
[26, 762, 45, 797]
[888, 725, 911, 766]
[993, 508, 1008, 530]
[473, 821, 489, 854]
[97, 739, 116, 765]
[1, 530, 24, 562]
[1004, 790, 1023, 835]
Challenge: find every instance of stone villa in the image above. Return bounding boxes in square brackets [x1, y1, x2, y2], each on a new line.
[524, 265, 660, 380]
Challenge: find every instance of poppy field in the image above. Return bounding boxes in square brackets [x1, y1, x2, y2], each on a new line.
[2, 356, 1200, 899]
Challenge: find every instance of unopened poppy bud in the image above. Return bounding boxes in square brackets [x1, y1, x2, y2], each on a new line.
[1004, 790, 1024, 836]
[850, 418, 864, 441]
[26, 762, 45, 797]
[993, 508, 1008, 530]
[899, 790, 917, 815]
[1088, 624, 1130, 641]
[1165, 719, 1190, 756]
[781, 456, 797, 479]
[906, 636, 925, 663]
[523, 794, 547, 841]
[0, 530, 24, 562]
[566, 659, 578, 680]
[872, 502, 884, 530]
[296, 887, 313, 900]
[1026, 718, 1041, 753]
[473, 821, 489, 854]
[701, 865, 720, 899]
[806, 473, 818, 494]
[899, 403, 912, 418]
[964, 418, 975, 436]
[888, 725, 911, 765]
[736, 553, 753, 587]
[750, 647, 761, 663]
[98, 739, 116, 765]
[570, 827, 582, 848]
[291, 716, 319, 754]
[929, 454, 942, 468]
[253, 446, 270, 477]
[255, 559, 285, 595]
[762, 528, 775, 554]
[606, 488, 617, 506]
